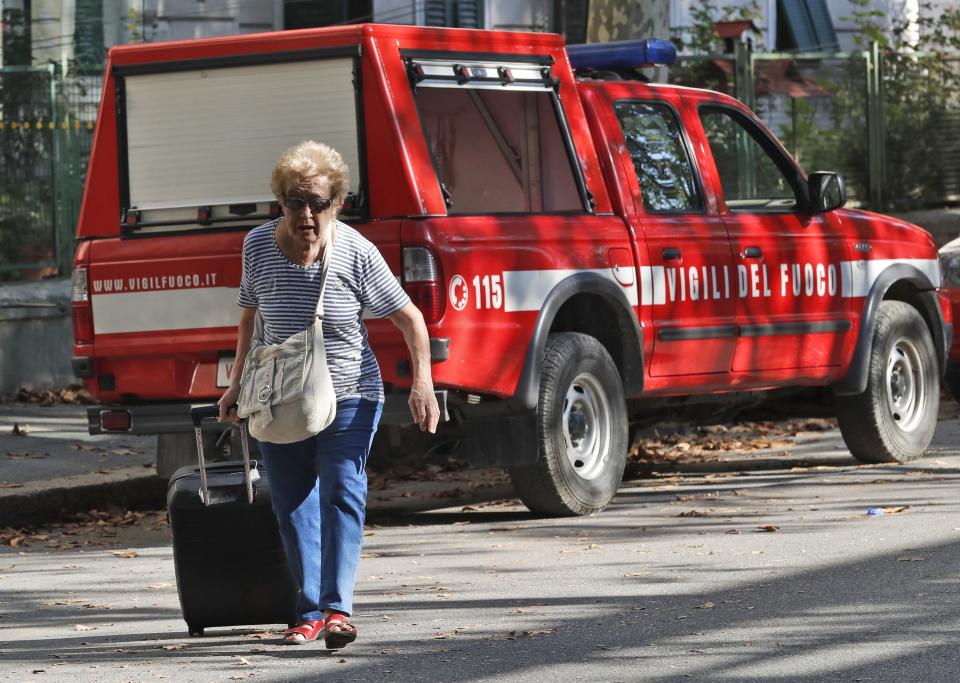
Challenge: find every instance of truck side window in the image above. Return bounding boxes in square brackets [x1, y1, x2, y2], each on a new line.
[699, 107, 798, 212]
[614, 101, 701, 213]
[413, 88, 584, 214]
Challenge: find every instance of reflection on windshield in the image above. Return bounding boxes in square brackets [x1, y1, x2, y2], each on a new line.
[615, 102, 700, 213]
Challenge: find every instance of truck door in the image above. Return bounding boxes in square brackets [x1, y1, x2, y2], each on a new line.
[694, 104, 851, 375]
[611, 98, 737, 377]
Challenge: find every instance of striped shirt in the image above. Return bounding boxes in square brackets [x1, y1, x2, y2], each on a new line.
[237, 219, 410, 402]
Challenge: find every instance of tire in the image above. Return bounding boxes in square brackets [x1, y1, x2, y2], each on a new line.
[508, 333, 628, 516]
[836, 301, 939, 463]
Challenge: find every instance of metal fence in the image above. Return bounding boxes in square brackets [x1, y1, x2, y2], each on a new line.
[0, 65, 98, 280]
[671, 43, 960, 210]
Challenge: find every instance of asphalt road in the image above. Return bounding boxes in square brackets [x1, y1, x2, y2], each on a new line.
[3, 414, 960, 682]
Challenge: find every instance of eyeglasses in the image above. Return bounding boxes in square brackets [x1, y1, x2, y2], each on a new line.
[283, 195, 334, 213]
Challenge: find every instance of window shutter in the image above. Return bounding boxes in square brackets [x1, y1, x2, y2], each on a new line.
[778, 0, 839, 51]
[456, 0, 481, 29]
[424, 0, 451, 27]
[423, 0, 480, 28]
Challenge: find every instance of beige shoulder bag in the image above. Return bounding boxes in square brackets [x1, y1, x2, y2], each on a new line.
[235, 245, 337, 444]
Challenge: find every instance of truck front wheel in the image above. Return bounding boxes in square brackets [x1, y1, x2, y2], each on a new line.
[836, 301, 939, 463]
[508, 333, 628, 516]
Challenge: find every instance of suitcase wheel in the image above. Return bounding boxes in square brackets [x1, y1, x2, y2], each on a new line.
[188, 625, 205, 637]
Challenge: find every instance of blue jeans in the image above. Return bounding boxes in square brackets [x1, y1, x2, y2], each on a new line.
[257, 398, 383, 620]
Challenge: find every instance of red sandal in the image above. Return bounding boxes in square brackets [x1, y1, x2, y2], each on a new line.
[281, 619, 324, 645]
[324, 613, 357, 649]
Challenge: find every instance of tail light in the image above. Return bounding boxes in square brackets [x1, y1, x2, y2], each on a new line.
[71, 266, 94, 344]
[100, 409, 132, 432]
[402, 246, 444, 324]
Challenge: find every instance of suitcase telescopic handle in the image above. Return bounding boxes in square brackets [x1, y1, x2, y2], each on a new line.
[190, 404, 254, 507]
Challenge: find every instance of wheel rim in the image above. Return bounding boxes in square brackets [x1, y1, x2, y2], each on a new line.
[560, 372, 612, 481]
[884, 336, 926, 433]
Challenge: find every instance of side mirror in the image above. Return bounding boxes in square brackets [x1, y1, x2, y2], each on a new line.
[807, 172, 846, 213]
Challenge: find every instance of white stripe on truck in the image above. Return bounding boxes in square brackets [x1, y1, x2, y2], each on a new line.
[503, 268, 639, 312]
[840, 259, 941, 297]
[92, 287, 241, 334]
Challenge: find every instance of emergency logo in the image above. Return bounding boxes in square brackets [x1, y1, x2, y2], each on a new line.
[449, 274, 469, 310]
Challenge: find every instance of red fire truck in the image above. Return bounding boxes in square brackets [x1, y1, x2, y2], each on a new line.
[72, 24, 952, 516]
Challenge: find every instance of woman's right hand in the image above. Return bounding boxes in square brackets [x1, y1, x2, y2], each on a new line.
[218, 383, 242, 424]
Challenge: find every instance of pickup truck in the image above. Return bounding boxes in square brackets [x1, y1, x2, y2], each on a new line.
[71, 23, 952, 516]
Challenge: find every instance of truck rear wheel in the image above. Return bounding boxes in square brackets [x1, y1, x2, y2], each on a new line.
[836, 301, 939, 463]
[508, 333, 628, 516]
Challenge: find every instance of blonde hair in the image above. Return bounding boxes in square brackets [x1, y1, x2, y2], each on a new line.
[270, 141, 350, 202]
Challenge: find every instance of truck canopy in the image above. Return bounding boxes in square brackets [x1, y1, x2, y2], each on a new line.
[75, 23, 611, 238]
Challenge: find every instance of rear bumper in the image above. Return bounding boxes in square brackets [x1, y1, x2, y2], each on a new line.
[87, 390, 449, 435]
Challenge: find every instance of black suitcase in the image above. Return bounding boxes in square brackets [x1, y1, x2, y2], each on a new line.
[167, 405, 298, 637]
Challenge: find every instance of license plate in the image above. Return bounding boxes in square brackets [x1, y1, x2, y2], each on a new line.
[216, 356, 235, 388]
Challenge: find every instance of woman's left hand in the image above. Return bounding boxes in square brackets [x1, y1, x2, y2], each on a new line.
[409, 377, 440, 433]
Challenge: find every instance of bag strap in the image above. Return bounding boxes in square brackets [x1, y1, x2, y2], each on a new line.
[314, 237, 333, 320]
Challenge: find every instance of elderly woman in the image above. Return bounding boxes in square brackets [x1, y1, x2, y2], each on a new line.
[218, 140, 440, 648]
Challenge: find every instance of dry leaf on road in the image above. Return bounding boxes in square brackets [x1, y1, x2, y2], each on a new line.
[698, 602, 716, 609]
[896, 556, 925, 562]
[160, 643, 189, 651]
[7, 451, 47, 459]
[111, 549, 138, 558]
[758, 525, 780, 532]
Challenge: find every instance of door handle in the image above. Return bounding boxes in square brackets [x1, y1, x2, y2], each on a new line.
[661, 247, 682, 261]
[740, 246, 762, 259]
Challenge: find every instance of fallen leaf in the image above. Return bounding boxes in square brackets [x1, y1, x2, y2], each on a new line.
[12, 422, 31, 436]
[246, 631, 275, 640]
[73, 624, 92, 631]
[111, 550, 138, 559]
[677, 510, 712, 518]
[698, 602, 716, 609]
[160, 643, 189, 651]
[238, 656, 251, 666]
[758, 525, 780, 533]
[725, 529, 742, 534]
[897, 556, 925, 562]
[882, 506, 910, 514]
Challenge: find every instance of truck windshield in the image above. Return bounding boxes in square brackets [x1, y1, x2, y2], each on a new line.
[117, 55, 362, 232]
[410, 70, 585, 214]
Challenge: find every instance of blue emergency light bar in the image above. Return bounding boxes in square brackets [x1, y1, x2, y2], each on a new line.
[566, 39, 677, 70]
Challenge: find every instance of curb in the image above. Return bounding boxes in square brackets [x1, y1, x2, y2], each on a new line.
[0, 467, 166, 528]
